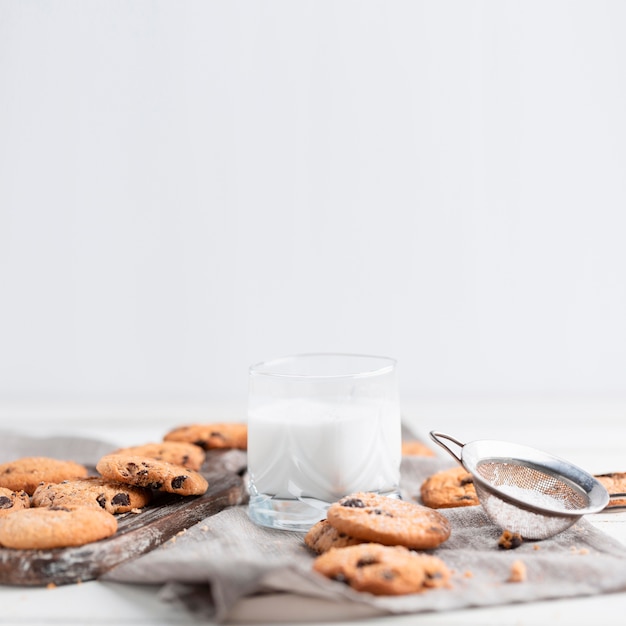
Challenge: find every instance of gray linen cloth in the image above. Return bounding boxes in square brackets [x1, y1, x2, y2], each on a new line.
[2, 430, 626, 622]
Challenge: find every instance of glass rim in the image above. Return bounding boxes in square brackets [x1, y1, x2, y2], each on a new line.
[249, 352, 397, 380]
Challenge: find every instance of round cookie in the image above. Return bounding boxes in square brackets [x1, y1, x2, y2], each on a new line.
[0, 487, 30, 517]
[32, 477, 153, 514]
[0, 457, 89, 496]
[326, 492, 451, 550]
[595, 472, 626, 508]
[304, 518, 365, 554]
[164, 423, 247, 450]
[110, 441, 205, 471]
[312, 543, 451, 595]
[401, 440, 436, 457]
[0, 505, 117, 549]
[96, 454, 209, 496]
[420, 466, 480, 509]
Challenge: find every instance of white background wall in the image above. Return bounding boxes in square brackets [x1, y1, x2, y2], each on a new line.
[1, 1, 626, 415]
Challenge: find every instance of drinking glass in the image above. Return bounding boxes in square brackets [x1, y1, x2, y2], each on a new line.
[247, 353, 402, 531]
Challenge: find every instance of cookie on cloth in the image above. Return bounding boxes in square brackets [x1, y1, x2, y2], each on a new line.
[0, 487, 30, 516]
[312, 543, 451, 595]
[96, 454, 208, 496]
[420, 466, 479, 509]
[594, 472, 626, 508]
[31, 477, 152, 514]
[163, 423, 247, 450]
[0, 457, 89, 496]
[326, 492, 451, 550]
[304, 518, 365, 554]
[110, 441, 205, 471]
[0, 505, 117, 549]
[401, 440, 436, 457]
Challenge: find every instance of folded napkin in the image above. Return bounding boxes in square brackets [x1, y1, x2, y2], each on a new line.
[3, 430, 626, 623]
[103, 450, 626, 622]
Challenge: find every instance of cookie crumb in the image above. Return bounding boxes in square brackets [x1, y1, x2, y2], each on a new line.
[498, 529, 523, 550]
[463, 570, 473, 578]
[533, 544, 540, 551]
[46, 582, 57, 590]
[508, 560, 527, 583]
[200, 524, 209, 532]
[130, 508, 143, 514]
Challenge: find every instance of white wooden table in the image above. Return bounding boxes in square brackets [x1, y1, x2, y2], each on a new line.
[1, 397, 625, 625]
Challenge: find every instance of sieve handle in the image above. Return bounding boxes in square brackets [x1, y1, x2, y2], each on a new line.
[429, 431, 465, 465]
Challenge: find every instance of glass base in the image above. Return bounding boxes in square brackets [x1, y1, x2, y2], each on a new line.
[247, 488, 402, 532]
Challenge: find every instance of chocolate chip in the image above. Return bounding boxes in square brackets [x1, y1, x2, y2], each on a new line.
[171, 476, 187, 489]
[96, 494, 107, 508]
[368, 508, 393, 517]
[380, 570, 395, 580]
[126, 462, 139, 473]
[356, 556, 378, 567]
[341, 498, 365, 508]
[111, 493, 130, 506]
[0, 496, 12, 509]
[148, 481, 163, 489]
[210, 431, 225, 439]
[460, 477, 474, 486]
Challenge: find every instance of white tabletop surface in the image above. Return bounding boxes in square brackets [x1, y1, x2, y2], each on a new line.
[1, 396, 626, 626]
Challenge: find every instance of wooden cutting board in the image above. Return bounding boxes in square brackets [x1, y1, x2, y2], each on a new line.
[0, 450, 249, 587]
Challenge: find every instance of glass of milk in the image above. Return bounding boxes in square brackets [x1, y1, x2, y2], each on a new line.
[247, 353, 402, 531]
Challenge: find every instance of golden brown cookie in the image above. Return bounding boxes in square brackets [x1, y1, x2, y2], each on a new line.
[594, 472, 626, 508]
[304, 518, 365, 554]
[312, 543, 451, 595]
[401, 440, 436, 457]
[31, 477, 153, 514]
[164, 422, 247, 450]
[420, 466, 479, 509]
[0, 457, 89, 496]
[96, 454, 208, 496]
[0, 505, 118, 549]
[110, 441, 205, 471]
[326, 492, 451, 550]
[0, 487, 30, 517]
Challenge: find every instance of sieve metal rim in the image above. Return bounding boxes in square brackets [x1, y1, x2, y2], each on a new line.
[430, 431, 610, 517]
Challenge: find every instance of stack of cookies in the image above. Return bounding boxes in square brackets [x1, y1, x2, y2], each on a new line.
[0, 421, 247, 551]
[305, 491, 452, 596]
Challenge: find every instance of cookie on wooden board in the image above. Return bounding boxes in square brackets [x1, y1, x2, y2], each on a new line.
[0, 487, 30, 516]
[326, 492, 451, 550]
[96, 454, 208, 496]
[110, 441, 205, 471]
[0, 505, 118, 549]
[420, 466, 480, 509]
[31, 477, 152, 514]
[0, 457, 89, 496]
[164, 423, 247, 450]
[312, 543, 451, 595]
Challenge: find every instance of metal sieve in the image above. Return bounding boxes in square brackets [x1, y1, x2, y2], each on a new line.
[430, 431, 611, 540]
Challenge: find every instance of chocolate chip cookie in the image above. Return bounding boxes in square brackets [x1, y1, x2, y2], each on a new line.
[0, 457, 89, 496]
[31, 477, 153, 514]
[401, 440, 436, 457]
[420, 466, 480, 509]
[0, 505, 118, 549]
[0, 487, 30, 516]
[110, 441, 206, 471]
[312, 543, 451, 595]
[594, 472, 626, 508]
[326, 492, 451, 550]
[304, 518, 365, 554]
[96, 454, 208, 495]
[163, 423, 247, 450]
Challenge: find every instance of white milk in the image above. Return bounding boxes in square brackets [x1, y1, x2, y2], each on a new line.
[247, 399, 401, 503]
